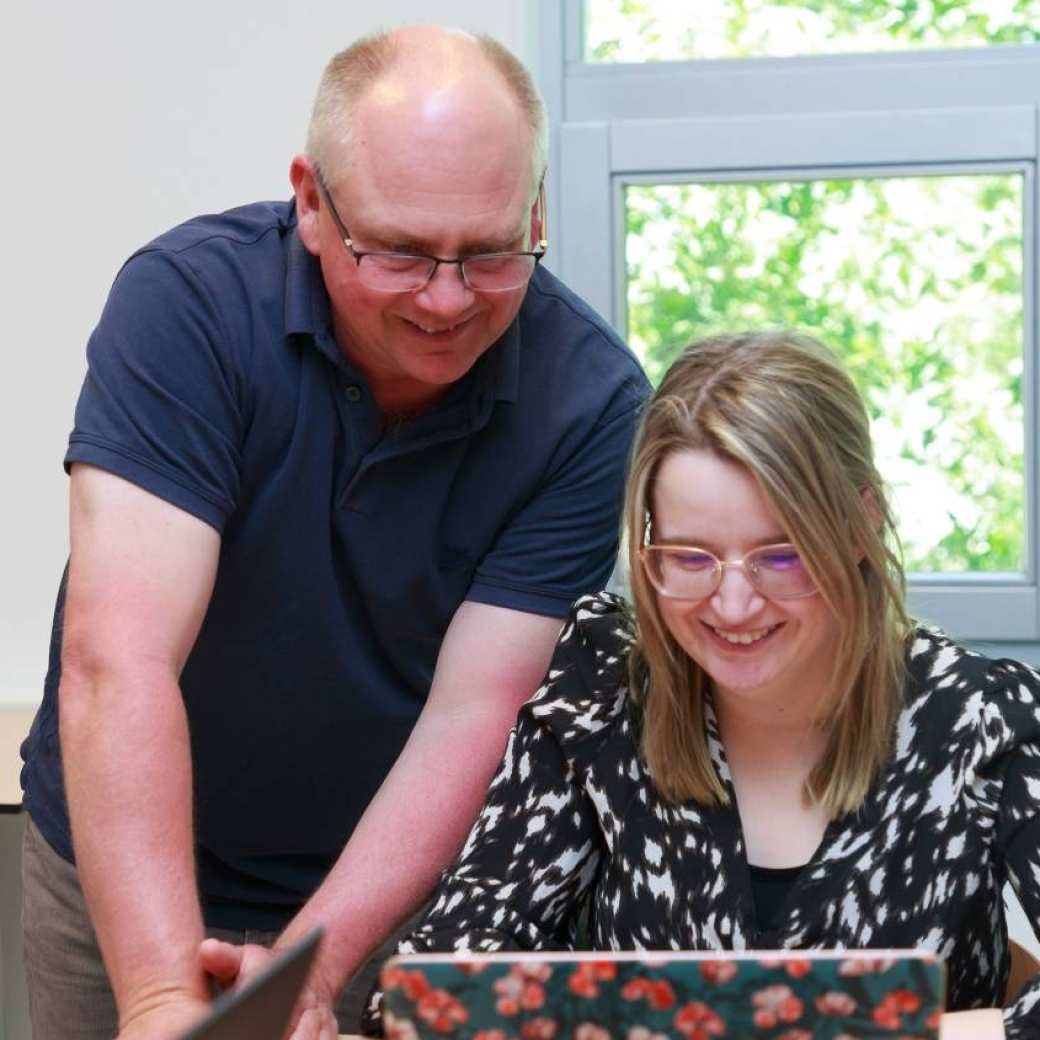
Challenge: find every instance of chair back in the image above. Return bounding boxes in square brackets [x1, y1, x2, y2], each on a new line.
[1006, 939, 1040, 1004]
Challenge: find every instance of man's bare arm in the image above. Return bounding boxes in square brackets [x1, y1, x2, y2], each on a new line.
[272, 600, 563, 1023]
[60, 463, 220, 1037]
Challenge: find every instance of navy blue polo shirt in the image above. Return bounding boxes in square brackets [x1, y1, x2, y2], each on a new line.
[21, 200, 649, 929]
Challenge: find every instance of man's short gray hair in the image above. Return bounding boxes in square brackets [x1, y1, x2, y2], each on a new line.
[305, 28, 548, 199]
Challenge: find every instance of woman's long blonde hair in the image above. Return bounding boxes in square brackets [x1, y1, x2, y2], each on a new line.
[625, 330, 911, 817]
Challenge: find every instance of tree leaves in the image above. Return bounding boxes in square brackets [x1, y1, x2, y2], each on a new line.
[623, 174, 1025, 573]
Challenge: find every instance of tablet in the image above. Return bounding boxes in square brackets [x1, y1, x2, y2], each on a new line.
[179, 928, 322, 1040]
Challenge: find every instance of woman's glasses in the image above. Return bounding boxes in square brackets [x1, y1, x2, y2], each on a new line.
[641, 543, 817, 600]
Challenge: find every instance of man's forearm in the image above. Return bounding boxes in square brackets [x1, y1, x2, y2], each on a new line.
[61, 665, 208, 1022]
[277, 703, 512, 992]
[277, 603, 563, 1000]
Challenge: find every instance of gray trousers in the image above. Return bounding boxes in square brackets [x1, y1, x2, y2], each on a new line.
[21, 816, 408, 1039]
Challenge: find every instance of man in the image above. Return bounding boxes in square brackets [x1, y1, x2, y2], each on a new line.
[20, 25, 648, 1040]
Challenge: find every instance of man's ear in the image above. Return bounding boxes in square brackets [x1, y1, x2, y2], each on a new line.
[289, 154, 322, 257]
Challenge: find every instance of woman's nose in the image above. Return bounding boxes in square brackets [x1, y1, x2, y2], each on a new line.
[709, 563, 765, 622]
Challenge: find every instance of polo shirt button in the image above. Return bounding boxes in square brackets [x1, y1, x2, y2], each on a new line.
[344, 385, 362, 402]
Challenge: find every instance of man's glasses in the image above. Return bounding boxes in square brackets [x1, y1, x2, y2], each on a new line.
[641, 543, 818, 601]
[315, 171, 547, 294]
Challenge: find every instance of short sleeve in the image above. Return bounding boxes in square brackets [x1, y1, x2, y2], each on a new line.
[65, 249, 246, 531]
[466, 399, 644, 618]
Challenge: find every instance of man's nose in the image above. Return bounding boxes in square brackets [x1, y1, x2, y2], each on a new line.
[414, 261, 475, 317]
[709, 564, 765, 623]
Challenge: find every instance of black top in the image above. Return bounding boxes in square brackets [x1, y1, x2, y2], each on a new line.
[748, 863, 805, 934]
[390, 592, 1040, 1039]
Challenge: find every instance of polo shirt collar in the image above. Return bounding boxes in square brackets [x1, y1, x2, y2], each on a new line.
[489, 314, 520, 405]
[282, 202, 340, 358]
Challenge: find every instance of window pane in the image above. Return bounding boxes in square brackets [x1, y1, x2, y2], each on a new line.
[624, 174, 1025, 574]
[586, 0, 1040, 62]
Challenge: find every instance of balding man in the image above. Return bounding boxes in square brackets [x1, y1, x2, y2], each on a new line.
[20, 26, 648, 1040]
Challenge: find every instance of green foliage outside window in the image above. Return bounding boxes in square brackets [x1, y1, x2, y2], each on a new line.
[586, 0, 1040, 62]
[624, 175, 1024, 573]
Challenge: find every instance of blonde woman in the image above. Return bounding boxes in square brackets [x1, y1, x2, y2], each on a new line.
[381, 331, 1040, 1040]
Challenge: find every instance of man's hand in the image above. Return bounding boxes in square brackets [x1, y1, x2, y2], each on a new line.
[199, 939, 340, 1040]
[115, 993, 212, 1040]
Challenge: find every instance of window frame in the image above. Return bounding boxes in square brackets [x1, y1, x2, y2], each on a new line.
[536, 0, 1040, 642]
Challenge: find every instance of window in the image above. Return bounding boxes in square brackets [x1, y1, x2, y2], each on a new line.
[584, 0, 1040, 62]
[537, 0, 1040, 641]
[625, 172, 1026, 576]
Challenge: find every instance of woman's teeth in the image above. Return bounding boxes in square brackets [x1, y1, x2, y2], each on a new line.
[711, 625, 775, 645]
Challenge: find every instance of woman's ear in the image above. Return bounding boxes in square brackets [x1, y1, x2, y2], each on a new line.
[860, 485, 885, 531]
[851, 485, 885, 564]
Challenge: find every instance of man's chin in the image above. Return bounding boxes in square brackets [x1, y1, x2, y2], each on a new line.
[410, 352, 482, 386]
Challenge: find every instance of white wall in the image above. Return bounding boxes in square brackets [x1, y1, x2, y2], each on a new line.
[0, 1, 537, 708]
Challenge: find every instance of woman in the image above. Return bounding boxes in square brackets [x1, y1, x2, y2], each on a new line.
[381, 331, 1040, 1039]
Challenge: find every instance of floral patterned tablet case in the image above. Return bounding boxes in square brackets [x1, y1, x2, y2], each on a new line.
[381, 949, 945, 1040]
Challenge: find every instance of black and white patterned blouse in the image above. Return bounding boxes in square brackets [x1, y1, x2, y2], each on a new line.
[395, 592, 1040, 1038]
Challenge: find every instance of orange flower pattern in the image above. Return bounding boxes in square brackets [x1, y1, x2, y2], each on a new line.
[381, 954, 941, 1037]
[750, 985, 803, 1029]
[674, 1000, 726, 1038]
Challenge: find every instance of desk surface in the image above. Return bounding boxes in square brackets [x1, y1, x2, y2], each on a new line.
[0, 708, 35, 811]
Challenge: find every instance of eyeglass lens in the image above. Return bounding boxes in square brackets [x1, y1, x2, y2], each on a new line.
[358, 253, 537, 293]
[643, 544, 816, 600]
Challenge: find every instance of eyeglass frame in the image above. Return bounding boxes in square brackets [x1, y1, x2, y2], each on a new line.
[640, 542, 819, 601]
[313, 168, 548, 294]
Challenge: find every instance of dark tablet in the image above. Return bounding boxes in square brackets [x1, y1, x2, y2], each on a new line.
[179, 928, 323, 1040]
